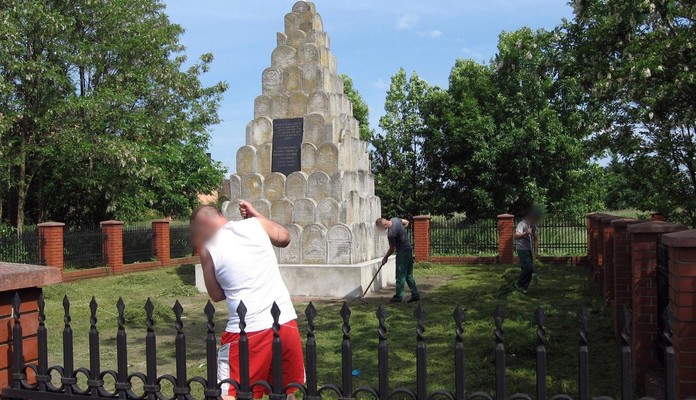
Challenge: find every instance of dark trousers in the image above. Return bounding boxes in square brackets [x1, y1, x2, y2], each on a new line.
[516, 250, 534, 290]
[394, 248, 419, 299]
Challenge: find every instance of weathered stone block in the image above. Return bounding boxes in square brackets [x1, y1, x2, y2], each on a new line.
[246, 117, 273, 147]
[302, 64, 324, 93]
[222, 201, 243, 222]
[229, 174, 242, 199]
[328, 224, 352, 264]
[254, 95, 272, 119]
[307, 92, 329, 116]
[317, 198, 340, 227]
[304, 113, 326, 145]
[283, 66, 303, 93]
[264, 172, 286, 200]
[286, 30, 307, 48]
[271, 198, 294, 225]
[262, 67, 283, 95]
[272, 45, 297, 69]
[280, 224, 303, 264]
[317, 143, 339, 175]
[292, 198, 317, 227]
[298, 43, 320, 65]
[257, 143, 272, 176]
[301, 142, 317, 173]
[307, 171, 330, 200]
[302, 223, 327, 264]
[252, 199, 272, 219]
[286, 171, 307, 200]
[330, 172, 344, 202]
[288, 93, 307, 117]
[277, 32, 287, 46]
[241, 173, 264, 200]
[237, 146, 258, 176]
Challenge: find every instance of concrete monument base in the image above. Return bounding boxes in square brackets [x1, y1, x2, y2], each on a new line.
[195, 256, 396, 298]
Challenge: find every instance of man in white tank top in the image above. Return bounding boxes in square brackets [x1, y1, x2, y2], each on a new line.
[190, 202, 304, 400]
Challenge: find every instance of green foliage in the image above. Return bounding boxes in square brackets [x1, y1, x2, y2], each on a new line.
[0, 0, 227, 228]
[340, 74, 373, 142]
[564, 0, 696, 225]
[372, 69, 431, 218]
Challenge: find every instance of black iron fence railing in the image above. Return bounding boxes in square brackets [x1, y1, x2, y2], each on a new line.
[170, 223, 192, 258]
[430, 216, 498, 256]
[63, 227, 105, 269]
[0, 226, 40, 264]
[3, 293, 676, 400]
[123, 224, 154, 264]
[535, 216, 587, 256]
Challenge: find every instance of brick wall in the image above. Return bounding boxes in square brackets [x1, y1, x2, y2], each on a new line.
[37, 222, 64, 277]
[100, 221, 124, 275]
[413, 216, 431, 262]
[662, 229, 696, 399]
[611, 218, 642, 335]
[152, 220, 171, 266]
[600, 215, 621, 304]
[497, 214, 514, 264]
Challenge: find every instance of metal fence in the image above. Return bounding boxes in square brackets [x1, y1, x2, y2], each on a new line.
[3, 294, 676, 400]
[123, 224, 154, 264]
[63, 227, 104, 269]
[430, 216, 498, 256]
[535, 216, 587, 256]
[0, 226, 40, 264]
[170, 223, 192, 258]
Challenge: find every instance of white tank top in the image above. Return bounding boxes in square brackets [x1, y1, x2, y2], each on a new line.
[205, 218, 297, 333]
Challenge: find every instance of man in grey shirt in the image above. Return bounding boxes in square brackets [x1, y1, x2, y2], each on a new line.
[377, 217, 420, 303]
[514, 208, 541, 293]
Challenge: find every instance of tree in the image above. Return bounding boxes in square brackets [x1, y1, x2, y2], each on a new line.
[340, 74, 373, 142]
[372, 69, 431, 218]
[565, 0, 696, 225]
[0, 0, 227, 227]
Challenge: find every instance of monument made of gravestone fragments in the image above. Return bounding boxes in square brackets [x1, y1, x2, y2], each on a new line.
[219, 1, 394, 297]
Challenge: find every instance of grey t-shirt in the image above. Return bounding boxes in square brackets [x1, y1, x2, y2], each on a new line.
[515, 220, 537, 251]
[388, 218, 412, 250]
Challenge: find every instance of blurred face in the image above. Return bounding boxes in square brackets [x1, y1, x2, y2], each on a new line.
[377, 218, 390, 230]
[190, 214, 224, 250]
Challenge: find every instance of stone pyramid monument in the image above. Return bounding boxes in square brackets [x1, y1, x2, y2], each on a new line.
[222, 1, 391, 286]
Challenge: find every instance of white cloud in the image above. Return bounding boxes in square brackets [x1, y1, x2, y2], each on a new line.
[462, 47, 484, 60]
[372, 79, 388, 90]
[418, 29, 443, 38]
[396, 14, 419, 30]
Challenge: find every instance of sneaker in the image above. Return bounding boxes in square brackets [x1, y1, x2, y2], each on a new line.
[389, 297, 403, 304]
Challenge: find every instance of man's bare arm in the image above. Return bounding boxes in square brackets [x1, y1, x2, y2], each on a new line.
[401, 219, 410, 228]
[239, 200, 291, 247]
[200, 248, 225, 302]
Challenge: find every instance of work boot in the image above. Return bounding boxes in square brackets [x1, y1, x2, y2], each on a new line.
[389, 297, 403, 304]
[407, 296, 421, 303]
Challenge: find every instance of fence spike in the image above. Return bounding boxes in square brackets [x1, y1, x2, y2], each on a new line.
[453, 306, 466, 400]
[37, 293, 48, 391]
[204, 301, 219, 400]
[305, 303, 318, 400]
[341, 302, 353, 399]
[270, 302, 284, 400]
[88, 296, 101, 396]
[116, 297, 129, 398]
[378, 305, 389, 400]
[237, 301, 252, 400]
[535, 307, 547, 400]
[493, 305, 505, 400]
[662, 307, 676, 400]
[577, 307, 589, 400]
[62, 295, 75, 394]
[415, 304, 427, 400]
[11, 293, 25, 389]
[172, 300, 189, 400]
[620, 305, 632, 400]
[144, 298, 157, 400]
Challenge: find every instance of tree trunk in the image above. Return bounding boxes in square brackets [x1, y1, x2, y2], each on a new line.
[15, 147, 26, 234]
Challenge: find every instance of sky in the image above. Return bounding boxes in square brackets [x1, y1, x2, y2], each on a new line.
[162, 0, 574, 173]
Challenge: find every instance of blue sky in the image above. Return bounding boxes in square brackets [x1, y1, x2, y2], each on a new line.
[162, 0, 574, 173]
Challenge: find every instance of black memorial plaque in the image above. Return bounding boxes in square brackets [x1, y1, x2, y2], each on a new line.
[271, 118, 304, 176]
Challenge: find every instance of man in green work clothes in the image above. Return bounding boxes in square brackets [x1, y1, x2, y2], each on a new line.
[377, 217, 421, 303]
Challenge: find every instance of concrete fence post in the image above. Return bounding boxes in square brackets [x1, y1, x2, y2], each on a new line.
[152, 219, 171, 266]
[413, 215, 431, 262]
[37, 222, 65, 278]
[100, 220, 124, 275]
[497, 214, 515, 264]
[627, 220, 687, 387]
[662, 229, 696, 399]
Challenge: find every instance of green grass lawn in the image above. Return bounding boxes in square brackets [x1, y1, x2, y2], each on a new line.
[41, 263, 621, 398]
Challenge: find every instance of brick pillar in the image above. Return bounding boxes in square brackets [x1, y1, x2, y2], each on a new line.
[651, 213, 665, 222]
[37, 222, 64, 278]
[662, 229, 696, 399]
[611, 218, 642, 335]
[600, 215, 620, 305]
[413, 215, 431, 262]
[586, 213, 596, 270]
[591, 213, 610, 281]
[497, 214, 515, 264]
[100, 220, 124, 275]
[0, 263, 61, 389]
[627, 221, 688, 386]
[152, 219, 171, 266]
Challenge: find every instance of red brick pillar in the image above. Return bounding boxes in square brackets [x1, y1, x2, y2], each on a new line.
[592, 213, 610, 281]
[600, 215, 620, 304]
[0, 264, 61, 390]
[101, 221, 124, 275]
[152, 219, 171, 266]
[662, 229, 696, 399]
[413, 216, 431, 262]
[627, 221, 688, 386]
[497, 214, 515, 264]
[611, 218, 642, 335]
[37, 222, 64, 278]
[586, 213, 596, 269]
[651, 213, 665, 222]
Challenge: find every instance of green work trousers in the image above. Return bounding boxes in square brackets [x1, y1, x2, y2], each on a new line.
[517, 250, 534, 290]
[394, 247, 419, 300]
